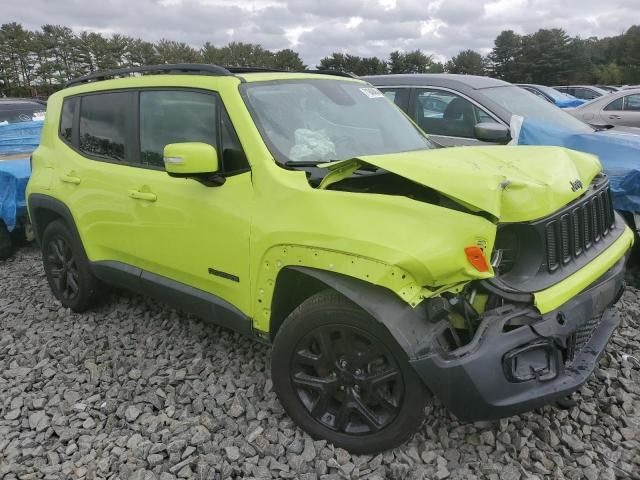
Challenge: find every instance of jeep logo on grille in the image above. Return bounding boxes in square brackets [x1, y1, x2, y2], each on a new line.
[570, 179, 583, 192]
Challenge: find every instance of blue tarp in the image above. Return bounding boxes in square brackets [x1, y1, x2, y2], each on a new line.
[0, 158, 31, 231]
[0, 120, 43, 155]
[516, 118, 640, 212]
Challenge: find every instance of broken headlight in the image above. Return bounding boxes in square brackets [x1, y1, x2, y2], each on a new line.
[491, 224, 544, 279]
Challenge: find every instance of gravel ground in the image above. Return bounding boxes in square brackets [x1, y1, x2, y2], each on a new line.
[1, 246, 639, 480]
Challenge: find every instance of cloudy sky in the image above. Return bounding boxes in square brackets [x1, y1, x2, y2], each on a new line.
[4, 0, 638, 66]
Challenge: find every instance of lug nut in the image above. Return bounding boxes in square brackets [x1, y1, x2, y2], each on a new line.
[339, 359, 348, 368]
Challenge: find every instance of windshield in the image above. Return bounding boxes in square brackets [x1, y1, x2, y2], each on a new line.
[241, 80, 433, 165]
[481, 86, 593, 133]
[534, 85, 574, 101]
[0, 101, 46, 124]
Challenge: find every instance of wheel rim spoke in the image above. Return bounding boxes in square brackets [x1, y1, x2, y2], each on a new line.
[352, 391, 382, 431]
[333, 391, 352, 431]
[366, 368, 399, 388]
[66, 271, 79, 294]
[292, 372, 337, 391]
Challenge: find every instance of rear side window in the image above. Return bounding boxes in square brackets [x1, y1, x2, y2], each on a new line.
[625, 94, 640, 111]
[140, 91, 217, 167]
[604, 97, 624, 111]
[59, 97, 77, 144]
[79, 93, 129, 162]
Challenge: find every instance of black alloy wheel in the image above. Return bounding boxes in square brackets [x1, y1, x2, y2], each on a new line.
[41, 220, 101, 312]
[272, 290, 428, 454]
[291, 324, 404, 435]
[46, 235, 80, 301]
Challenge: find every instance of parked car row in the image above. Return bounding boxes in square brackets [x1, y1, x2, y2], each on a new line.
[18, 64, 635, 453]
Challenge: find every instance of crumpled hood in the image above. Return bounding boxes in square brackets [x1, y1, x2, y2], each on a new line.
[327, 145, 601, 223]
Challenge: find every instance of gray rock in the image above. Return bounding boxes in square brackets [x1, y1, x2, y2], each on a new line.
[125, 405, 142, 422]
[224, 446, 240, 461]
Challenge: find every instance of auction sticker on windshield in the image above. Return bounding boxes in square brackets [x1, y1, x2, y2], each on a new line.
[360, 87, 384, 98]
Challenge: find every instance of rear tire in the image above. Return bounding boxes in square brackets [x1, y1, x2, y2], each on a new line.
[0, 222, 13, 260]
[271, 290, 428, 454]
[41, 220, 100, 312]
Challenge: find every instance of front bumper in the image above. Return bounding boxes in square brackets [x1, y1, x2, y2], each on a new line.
[410, 256, 626, 422]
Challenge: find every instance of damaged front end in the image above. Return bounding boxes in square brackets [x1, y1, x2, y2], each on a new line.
[409, 255, 625, 421]
[400, 173, 631, 421]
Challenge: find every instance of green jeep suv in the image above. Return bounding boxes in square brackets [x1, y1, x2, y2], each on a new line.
[26, 64, 634, 453]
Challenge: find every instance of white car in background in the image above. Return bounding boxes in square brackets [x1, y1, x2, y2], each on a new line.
[568, 88, 640, 128]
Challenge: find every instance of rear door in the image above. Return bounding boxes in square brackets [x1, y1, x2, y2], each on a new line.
[599, 95, 636, 126]
[618, 94, 640, 127]
[54, 91, 141, 264]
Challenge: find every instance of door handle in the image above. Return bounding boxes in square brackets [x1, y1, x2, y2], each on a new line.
[609, 115, 622, 120]
[128, 190, 157, 202]
[60, 174, 81, 185]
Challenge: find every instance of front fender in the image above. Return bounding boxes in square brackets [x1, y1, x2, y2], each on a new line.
[277, 266, 438, 360]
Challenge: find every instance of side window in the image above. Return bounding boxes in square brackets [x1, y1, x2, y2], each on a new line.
[378, 88, 410, 113]
[139, 90, 248, 173]
[59, 97, 77, 144]
[79, 93, 129, 162]
[413, 89, 492, 138]
[625, 94, 640, 111]
[604, 97, 624, 111]
[140, 90, 217, 168]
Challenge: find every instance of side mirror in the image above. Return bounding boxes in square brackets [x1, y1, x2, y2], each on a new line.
[163, 142, 219, 175]
[474, 122, 511, 144]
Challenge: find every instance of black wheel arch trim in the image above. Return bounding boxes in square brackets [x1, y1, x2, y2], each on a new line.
[279, 266, 436, 360]
[28, 193, 82, 247]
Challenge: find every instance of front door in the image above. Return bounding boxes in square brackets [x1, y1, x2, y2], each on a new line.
[127, 89, 253, 313]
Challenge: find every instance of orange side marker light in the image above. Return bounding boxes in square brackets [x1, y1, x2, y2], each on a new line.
[465, 246, 490, 272]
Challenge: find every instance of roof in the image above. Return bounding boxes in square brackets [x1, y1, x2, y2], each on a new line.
[361, 74, 511, 89]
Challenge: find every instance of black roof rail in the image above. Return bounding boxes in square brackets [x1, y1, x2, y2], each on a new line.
[225, 66, 287, 74]
[304, 69, 358, 79]
[66, 63, 233, 87]
[227, 67, 357, 79]
[65, 64, 359, 88]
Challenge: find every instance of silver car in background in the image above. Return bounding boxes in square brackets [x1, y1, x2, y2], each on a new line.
[568, 88, 640, 128]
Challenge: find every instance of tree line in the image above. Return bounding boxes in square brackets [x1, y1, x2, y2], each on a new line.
[1, 21, 639, 97]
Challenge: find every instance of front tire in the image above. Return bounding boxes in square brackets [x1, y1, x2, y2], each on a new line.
[271, 290, 428, 454]
[41, 220, 100, 312]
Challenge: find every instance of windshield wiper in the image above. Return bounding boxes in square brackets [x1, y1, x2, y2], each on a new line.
[284, 159, 345, 167]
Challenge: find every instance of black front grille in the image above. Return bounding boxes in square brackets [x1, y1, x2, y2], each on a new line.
[545, 183, 615, 272]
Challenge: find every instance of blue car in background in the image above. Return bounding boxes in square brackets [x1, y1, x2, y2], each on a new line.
[364, 74, 640, 233]
[0, 98, 45, 259]
[516, 84, 587, 108]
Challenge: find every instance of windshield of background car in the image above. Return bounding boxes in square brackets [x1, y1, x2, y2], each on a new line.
[481, 86, 593, 133]
[536, 85, 574, 100]
[241, 79, 434, 164]
[0, 101, 46, 124]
